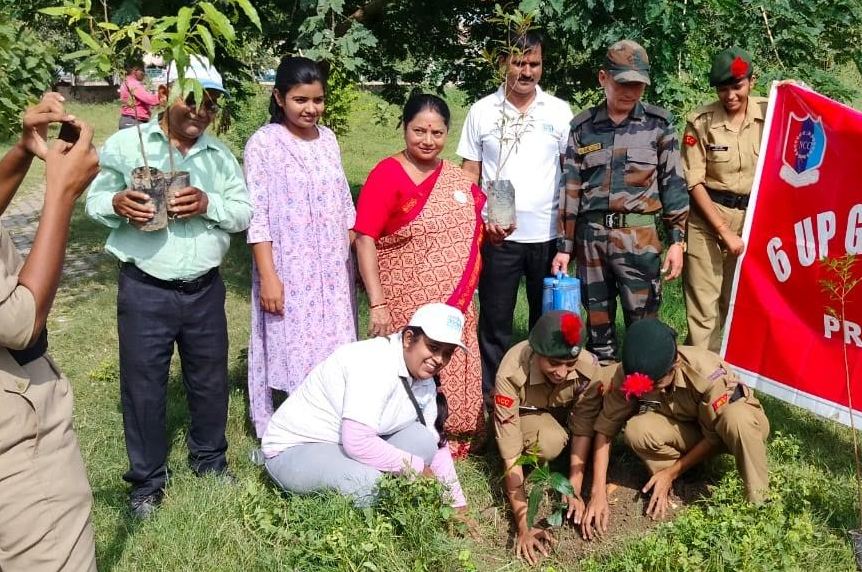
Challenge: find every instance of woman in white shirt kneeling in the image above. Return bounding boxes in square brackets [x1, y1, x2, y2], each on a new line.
[261, 303, 468, 509]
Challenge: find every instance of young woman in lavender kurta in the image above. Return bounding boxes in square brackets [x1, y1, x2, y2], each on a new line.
[245, 56, 357, 437]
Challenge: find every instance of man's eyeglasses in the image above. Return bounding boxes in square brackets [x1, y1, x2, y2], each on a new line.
[184, 94, 220, 115]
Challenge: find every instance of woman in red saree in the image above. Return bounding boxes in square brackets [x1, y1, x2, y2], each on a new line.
[354, 94, 485, 456]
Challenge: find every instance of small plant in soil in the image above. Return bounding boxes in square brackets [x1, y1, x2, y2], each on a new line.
[40, 0, 260, 231]
[517, 444, 575, 528]
[475, 5, 538, 228]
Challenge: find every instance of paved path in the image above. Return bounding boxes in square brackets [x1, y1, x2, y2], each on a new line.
[2, 185, 106, 282]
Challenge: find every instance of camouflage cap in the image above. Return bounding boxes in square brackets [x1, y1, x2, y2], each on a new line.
[604, 40, 651, 85]
[709, 46, 753, 87]
[528, 311, 585, 359]
[621, 318, 677, 382]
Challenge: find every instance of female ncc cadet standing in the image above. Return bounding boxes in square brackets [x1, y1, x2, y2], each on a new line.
[681, 47, 767, 351]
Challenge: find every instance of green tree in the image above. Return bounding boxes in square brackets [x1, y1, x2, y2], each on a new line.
[0, 18, 57, 141]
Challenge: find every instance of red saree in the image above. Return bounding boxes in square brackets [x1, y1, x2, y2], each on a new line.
[355, 158, 485, 456]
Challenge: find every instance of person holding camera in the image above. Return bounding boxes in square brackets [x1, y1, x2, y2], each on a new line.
[0, 92, 100, 571]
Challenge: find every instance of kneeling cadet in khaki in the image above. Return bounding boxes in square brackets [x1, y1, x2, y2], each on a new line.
[494, 310, 609, 565]
[581, 318, 769, 540]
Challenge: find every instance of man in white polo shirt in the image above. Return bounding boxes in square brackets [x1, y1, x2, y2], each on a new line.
[457, 30, 573, 405]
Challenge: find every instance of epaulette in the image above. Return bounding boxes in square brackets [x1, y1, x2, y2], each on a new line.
[642, 102, 672, 121]
[570, 108, 594, 129]
[687, 102, 717, 122]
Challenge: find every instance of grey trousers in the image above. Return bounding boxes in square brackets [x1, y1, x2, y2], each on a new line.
[264, 422, 437, 506]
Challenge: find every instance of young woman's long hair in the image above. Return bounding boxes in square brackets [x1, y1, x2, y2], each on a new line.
[433, 374, 448, 448]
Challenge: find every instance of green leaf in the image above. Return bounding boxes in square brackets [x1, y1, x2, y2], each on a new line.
[75, 28, 103, 52]
[234, 0, 262, 30]
[527, 485, 543, 528]
[177, 6, 193, 38]
[38, 7, 71, 17]
[518, 0, 540, 13]
[96, 22, 120, 31]
[549, 472, 575, 497]
[199, 2, 236, 42]
[195, 25, 215, 60]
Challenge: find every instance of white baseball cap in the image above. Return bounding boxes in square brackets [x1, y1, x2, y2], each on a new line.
[167, 55, 226, 94]
[407, 303, 467, 351]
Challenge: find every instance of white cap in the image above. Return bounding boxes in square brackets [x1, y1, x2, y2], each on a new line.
[407, 303, 466, 351]
[167, 55, 226, 94]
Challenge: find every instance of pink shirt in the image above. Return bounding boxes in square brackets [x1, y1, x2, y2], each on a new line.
[118, 74, 160, 121]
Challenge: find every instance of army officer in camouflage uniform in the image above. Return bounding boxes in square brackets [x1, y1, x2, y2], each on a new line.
[552, 40, 689, 362]
[682, 47, 768, 352]
[580, 318, 769, 540]
[494, 310, 608, 564]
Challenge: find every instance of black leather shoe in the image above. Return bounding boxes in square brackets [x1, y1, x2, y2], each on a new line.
[130, 493, 163, 520]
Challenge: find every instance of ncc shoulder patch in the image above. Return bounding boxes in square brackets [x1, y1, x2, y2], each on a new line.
[711, 393, 729, 412]
[684, 134, 698, 147]
[495, 394, 515, 408]
[577, 142, 602, 155]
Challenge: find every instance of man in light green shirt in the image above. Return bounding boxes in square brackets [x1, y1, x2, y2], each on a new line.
[86, 57, 252, 519]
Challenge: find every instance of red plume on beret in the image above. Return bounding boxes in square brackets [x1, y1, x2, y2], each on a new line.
[620, 372, 654, 400]
[730, 56, 749, 79]
[560, 313, 582, 347]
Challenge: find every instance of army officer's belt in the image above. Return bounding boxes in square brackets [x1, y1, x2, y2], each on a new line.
[580, 211, 657, 229]
[707, 188, 749, 210]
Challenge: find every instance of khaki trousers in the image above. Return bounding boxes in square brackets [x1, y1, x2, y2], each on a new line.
[0, 354, 96, 571]
[520, 412, 570, 462]
[624, 400, 770, 502]
[683, 203, 746, 352]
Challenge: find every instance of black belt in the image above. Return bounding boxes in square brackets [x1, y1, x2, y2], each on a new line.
[707, 188, 749, 210]
[579, 211, 657, 229]
[8, 327, 48, 366]
[121, 262, 218, 294]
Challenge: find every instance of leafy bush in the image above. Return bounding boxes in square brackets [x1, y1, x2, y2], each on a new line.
[0, 19, 56, 142]
[240, 475, 472, 572]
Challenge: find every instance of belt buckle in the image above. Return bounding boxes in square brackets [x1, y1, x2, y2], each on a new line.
[604, 213, 620, 228]
[175, 279, 196, 294]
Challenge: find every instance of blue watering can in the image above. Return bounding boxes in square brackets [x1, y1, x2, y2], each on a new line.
[542, 273, 582, 315]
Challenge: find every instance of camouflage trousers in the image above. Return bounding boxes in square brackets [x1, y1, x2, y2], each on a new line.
[574, 221, 663, 361]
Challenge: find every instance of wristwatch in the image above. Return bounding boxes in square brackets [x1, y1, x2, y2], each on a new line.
[672, 241, 687, 253]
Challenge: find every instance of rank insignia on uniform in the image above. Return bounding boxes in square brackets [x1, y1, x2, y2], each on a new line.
[495, 394, 515, 408]
[577, 143, 602, 155]
[683, 134, 697, 147]
[707, 367, 727, 381]
[711, 393, 730, 412]
[706, 144, 729, 151]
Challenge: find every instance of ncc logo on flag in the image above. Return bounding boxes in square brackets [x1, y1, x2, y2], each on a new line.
[779, 113, 827, 188]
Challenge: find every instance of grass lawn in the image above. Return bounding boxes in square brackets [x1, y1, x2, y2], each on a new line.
[1, 93, 859, 571]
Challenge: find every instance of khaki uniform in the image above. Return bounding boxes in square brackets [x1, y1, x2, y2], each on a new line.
[682, 97, 768, 351]
[0, 225, 96, 571]
[494, 341, 609, 461]
[594, 345, 769, 502]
